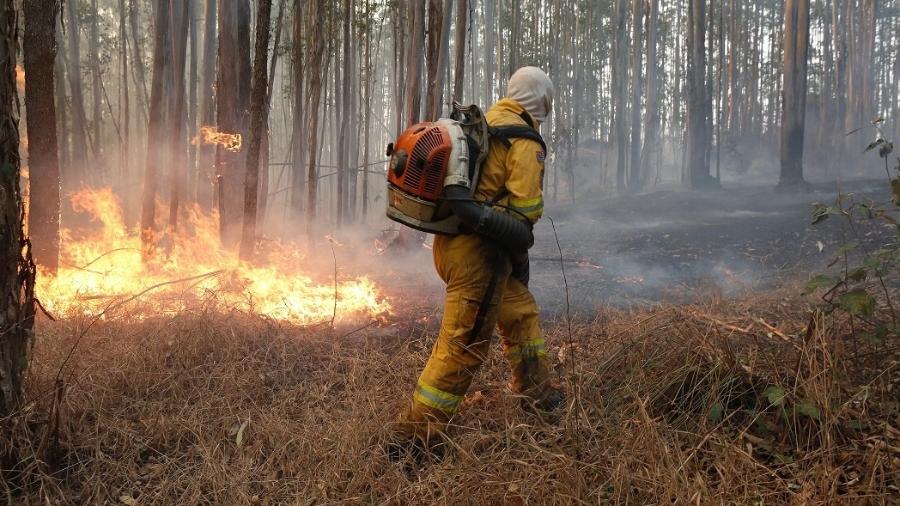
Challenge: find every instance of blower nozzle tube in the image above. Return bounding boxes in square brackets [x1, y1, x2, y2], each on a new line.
[444, 185, 534, 253]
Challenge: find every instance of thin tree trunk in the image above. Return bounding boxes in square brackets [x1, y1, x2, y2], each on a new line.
[290, 0, 306, 222]
[24, 0, 61, 272]
[305, 0, 325, 235]
[55, 18, 69, 181]
[612, 0, 627, 193]
[779, 0, 810, 188]
[88, 0, 103, 159]
[639, 0, 659, 189]
[141, 0, 172, 255]
[118, 0, 130, 182]
[168, 1, 190, 231]
[686, 0, 714, 188]
[239, 0, 272, 261]
[188, 0, 200, 201]
[65, 0, 90, 177]
[336, 0, 352, 225]
[216, 0, 252, 245]
[628, 0, 642, 191]
[197, 0, 217, 210]
[452, 0, 466, 104]
[0, 0, 37, 417]
[405, 0, 424, 125]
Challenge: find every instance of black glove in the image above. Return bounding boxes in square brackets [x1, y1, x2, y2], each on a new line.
[510, 252, 530, 287]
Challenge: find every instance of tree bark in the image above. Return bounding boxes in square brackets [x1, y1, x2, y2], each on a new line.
[140, 0, 172, 255]
[65, 0, 90, 177]
[197, 0, 217, 210]
[686, 0, 714, 188]
[24, 0, 61, 272]
[168, 1, 190, 231]
[215, 0, 252, 245]
[628, 0, 643, 192]
[290, 0, 306, 222]
[336, 0, 352, 225]
[612, 0, 627, 193]
[88, 0, 103, 159]
[778, 0, 810, 188]
[405, 0, 424, 125]
[305, 0, 325, 235]
[239, 0, 272, 261]
[452, 0, 466, 104]
[0, 0, 37, 418]
[639, 0, 659, 189]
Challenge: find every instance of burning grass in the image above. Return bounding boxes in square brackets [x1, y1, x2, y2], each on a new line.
[2, 292, 898, 504]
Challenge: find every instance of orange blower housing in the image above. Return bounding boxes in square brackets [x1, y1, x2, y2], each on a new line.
[385, 104, 489, 235]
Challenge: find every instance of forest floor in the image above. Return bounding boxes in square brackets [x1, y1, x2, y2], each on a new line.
[4, 180, 899, 504]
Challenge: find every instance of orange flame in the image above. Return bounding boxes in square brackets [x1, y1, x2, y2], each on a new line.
[15, 64, 24, 92]
[37, 187, 391, 324]
[192, 126, 242, 152]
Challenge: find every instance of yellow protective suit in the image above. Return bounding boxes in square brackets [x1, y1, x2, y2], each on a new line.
[396, 98, 552, 443]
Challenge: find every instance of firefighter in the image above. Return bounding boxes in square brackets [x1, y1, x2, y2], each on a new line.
[389, 67, 564, 455]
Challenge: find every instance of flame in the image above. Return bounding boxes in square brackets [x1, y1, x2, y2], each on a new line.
[15, 64, 24, 92]
[192, 126, 242, 152]
[37, 187, 391, 324]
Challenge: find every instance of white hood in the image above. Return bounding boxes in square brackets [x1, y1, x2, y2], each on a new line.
[506, 66, 554, 124]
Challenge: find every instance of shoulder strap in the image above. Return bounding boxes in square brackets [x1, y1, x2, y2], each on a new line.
[488, 125, 547, 153]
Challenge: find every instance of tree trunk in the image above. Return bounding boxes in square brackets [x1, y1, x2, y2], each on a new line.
[639, 0, 659, 189]
[168, 1, 190, 231]
[612, 0, 627, 193]
[24, 0, 61, 273]
[197, 0, 217, 210]
[779, 0, 810, 188]
[141, 0, 172, 255]
[65, 0, 90, 178]
[305, 0, 325, 234]
[188, 0, 200, 201]
[452, 0, 466, 104]
[0, 0, 37, 417]
[239, 0, 272, 261]
[216, 0, 252, 245]
[686, 0, 714, 188]
[628, 0, 642, 192]
[405, 0, 424, 125]
[88, 0, 103, 160]
[55, 18, 69, 181]
[118, 0, 130, 182]
[483, 0, 494, 104]
[336, 0, 352, 225]
[290, 0, 306, 222]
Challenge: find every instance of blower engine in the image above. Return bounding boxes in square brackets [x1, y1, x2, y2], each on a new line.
[384, 103, 538, 253]
[385, 104, 489, 235]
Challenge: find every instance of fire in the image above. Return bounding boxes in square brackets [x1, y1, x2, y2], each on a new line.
[15, 64, 24, 92]
[37, 188, 391, 324]
[192, 126, 242, 152]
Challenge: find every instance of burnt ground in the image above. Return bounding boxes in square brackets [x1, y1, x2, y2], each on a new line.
[365, 178, 893, 315]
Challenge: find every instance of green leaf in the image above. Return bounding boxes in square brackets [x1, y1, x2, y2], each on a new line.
[796, 399, 821, 420]
[709, 402, 724, 423]
[836, 241, 861, 256]
[763, 386, 786, 407]
[892, 179, 900, 205]
[847, 267, 867, 282]
[804, 274, 839, 294]
[838, 289, 876, 316]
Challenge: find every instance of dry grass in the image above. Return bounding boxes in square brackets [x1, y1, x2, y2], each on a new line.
[1, 293, 898, 504]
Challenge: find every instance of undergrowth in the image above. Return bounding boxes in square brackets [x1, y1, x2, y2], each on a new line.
[1, 291, 897, 504]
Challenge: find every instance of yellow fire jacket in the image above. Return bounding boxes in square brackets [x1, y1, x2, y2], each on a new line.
[475, 98, 547, 224]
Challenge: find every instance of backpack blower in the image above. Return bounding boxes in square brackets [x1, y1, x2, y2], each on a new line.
[385, 103, 542, 253]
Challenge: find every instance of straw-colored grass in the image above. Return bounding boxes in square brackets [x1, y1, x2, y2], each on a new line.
[2, 294, 898, 504]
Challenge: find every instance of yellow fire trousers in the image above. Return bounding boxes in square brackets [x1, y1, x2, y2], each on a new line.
[396, 233, 550, 442]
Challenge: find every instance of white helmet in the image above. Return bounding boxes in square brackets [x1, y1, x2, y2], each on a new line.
[506, 66, 554, 124]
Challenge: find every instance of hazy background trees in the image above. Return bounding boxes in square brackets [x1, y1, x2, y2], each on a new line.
[13, 0, 900, 265]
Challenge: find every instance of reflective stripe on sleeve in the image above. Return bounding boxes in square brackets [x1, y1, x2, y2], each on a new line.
[509, 196, 544, 220]
[413, 380, 463, 413]
[506, 337, 548, 360]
